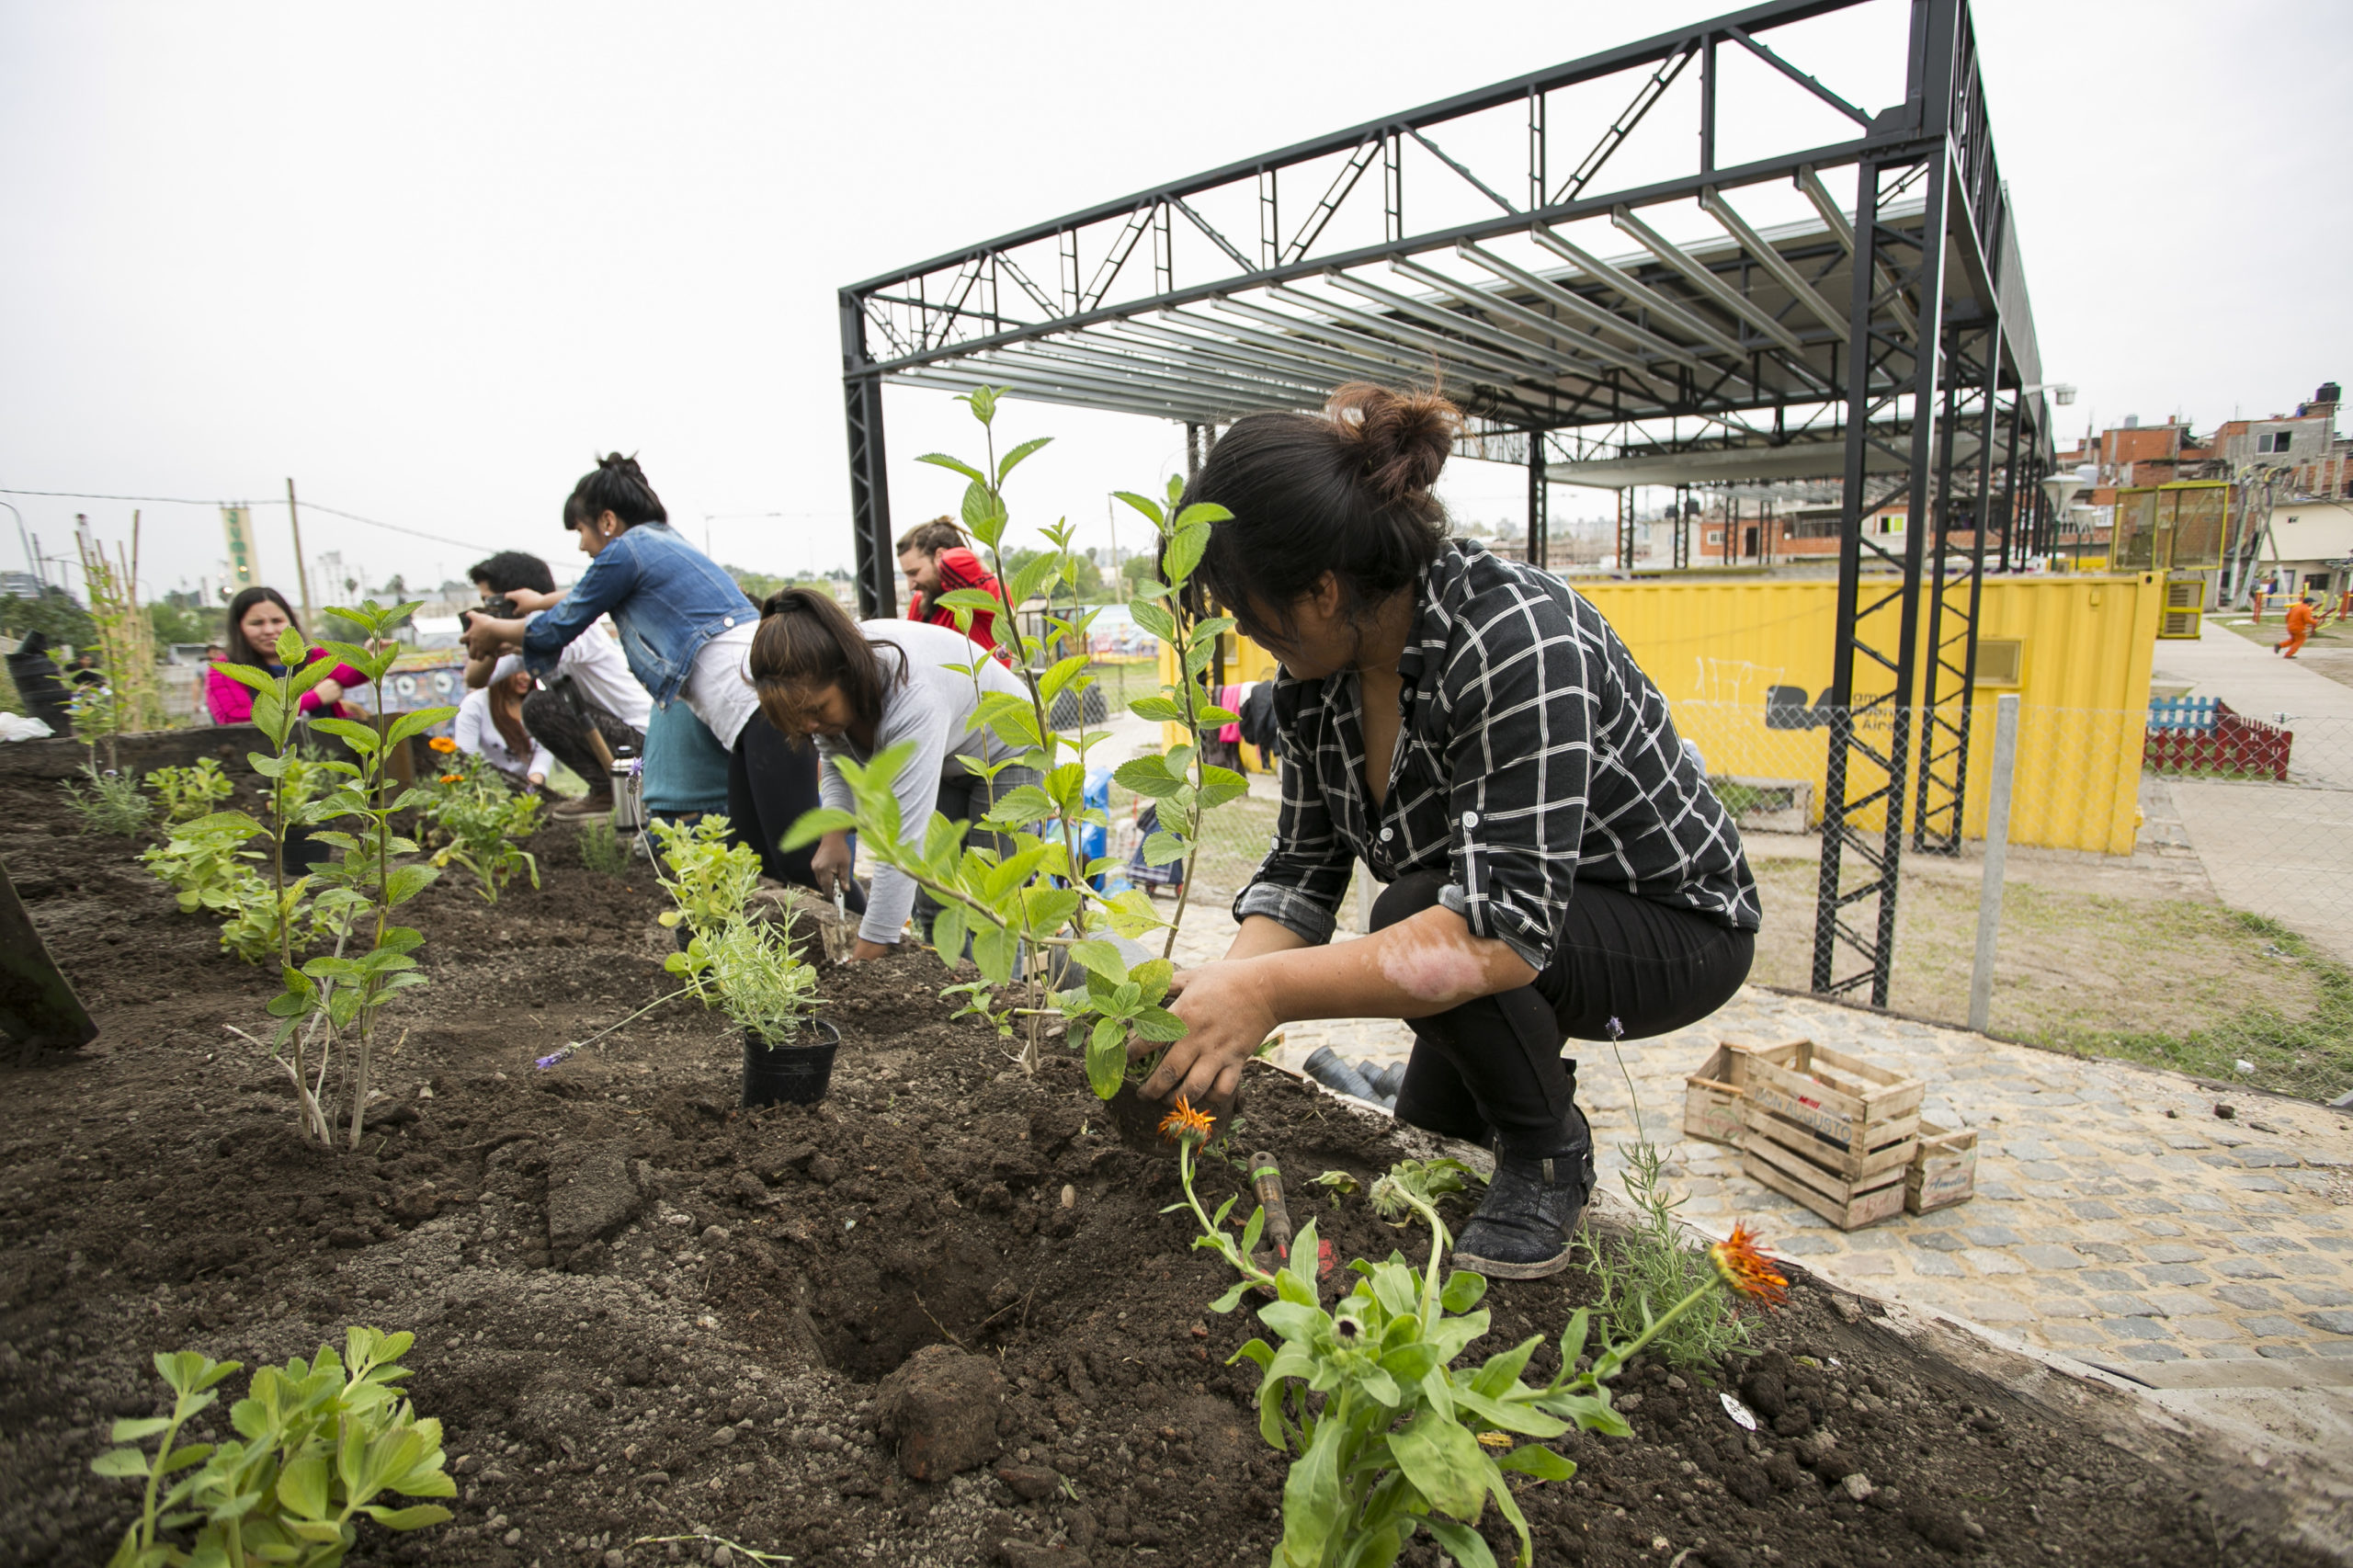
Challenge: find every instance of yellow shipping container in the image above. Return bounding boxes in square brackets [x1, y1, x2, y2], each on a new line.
[1161, 570, 2164, 856]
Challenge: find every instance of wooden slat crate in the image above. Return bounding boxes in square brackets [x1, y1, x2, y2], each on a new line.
[1738, 1042, 1923, 1231]
[1682, 1038, 1808, 1146]
[1905, 1120, 1978, 1214]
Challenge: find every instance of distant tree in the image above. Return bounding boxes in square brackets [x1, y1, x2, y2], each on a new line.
[723, 564, 790, 604]
[150, 599, 219, 647]
[0, 585, 97, 649]
[1000, 547, 1107, 602]
[379, 574, 407, 599]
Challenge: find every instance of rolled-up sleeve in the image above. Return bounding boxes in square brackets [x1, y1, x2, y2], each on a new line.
[1233, 756, 1354, 946]
[1439, 605, 1595, 971]
[522, 542, 635, 676]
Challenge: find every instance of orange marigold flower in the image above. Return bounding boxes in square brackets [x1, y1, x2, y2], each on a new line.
[1157, 1095, 1214, 1144]
[1709, 1223, 1789, 1307]
[438, 773, 464, 784]
[427, 735, 458, 754]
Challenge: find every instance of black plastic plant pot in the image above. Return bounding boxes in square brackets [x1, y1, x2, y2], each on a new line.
[284, 827, 333, 875]
[741, 1019, 841, 1109]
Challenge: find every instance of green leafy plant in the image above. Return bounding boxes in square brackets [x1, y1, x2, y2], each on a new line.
[782, 387, 1247, 1098]
[645, 815, 823, 1045]
[59, 684, 157, 835]
[217, 606, 452, 1149]
[647, 813, 765, 937]
[145, 758, 235, 824]
[416, 755, 541, 903]
[668, 919, 823, 1044]
[577, 818, 632, 876]
[1169, 1125, 1784, 1568]
[1585, 1040, 1748, 1368]
[94, 1326, 453, 1568]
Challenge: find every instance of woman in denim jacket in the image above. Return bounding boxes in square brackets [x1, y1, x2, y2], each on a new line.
[461, 454, 847, 900]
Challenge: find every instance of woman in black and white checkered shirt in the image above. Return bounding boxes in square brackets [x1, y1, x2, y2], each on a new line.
[1140, 383, 1761, 1278]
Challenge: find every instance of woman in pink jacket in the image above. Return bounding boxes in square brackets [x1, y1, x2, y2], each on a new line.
[204, 586, 368, 725]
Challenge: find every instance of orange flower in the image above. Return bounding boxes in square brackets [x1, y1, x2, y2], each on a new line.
[1158, 1095, 1213, 1145]
[1709, 1223, 1789, 1308]
[427, 736, 458, 754]
[438, 773, 464, 784]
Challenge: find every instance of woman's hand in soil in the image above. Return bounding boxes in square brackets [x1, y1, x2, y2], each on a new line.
[811, 832, 855, 898]
[1140, 960, 1278, 1108]
[850, 937, 894, 963]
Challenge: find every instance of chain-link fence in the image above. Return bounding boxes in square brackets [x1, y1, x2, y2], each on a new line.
[1115, 686, 2353, 1105]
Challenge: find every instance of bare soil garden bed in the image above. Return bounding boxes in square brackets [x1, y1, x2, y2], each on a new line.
[0, 774, 2332, 1568]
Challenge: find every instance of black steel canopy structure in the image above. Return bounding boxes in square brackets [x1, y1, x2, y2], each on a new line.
[840, 0, 2056, 1006]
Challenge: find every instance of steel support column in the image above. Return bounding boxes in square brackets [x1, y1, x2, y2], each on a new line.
[1811, 134, 1950, 1006]
[1915, 319, 1999, 854]
[1528, 438, 1550, 569]
[841, 291, 896, 619]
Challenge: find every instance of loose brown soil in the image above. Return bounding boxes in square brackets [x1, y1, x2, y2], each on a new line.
[0, 776, 2332, 1568]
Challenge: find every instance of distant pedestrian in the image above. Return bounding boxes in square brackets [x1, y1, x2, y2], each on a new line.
[2276, 596, 2317, 659]
[193, 643, 226, 725]
[67, 652, 105, 690]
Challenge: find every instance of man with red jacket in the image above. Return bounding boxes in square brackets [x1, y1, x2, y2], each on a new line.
[897, 517, 1006, 657]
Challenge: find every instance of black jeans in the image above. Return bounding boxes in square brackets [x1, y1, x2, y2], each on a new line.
[726, 714, 865, 915]
[520, 691, 640, 796]
[1373, 869, 1755, 1163]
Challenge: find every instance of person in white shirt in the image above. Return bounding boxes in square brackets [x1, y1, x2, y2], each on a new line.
[464, 551, 654, 817]
[746, 589, 1038, 961]
[452, 665, 554, 789]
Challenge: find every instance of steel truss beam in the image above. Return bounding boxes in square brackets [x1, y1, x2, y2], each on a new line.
[845, 0, 2050, 1011]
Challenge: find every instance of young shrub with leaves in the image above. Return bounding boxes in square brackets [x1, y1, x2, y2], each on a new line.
[416, 756, 542, 903]
[144, 758, 235, 824]
[641, 814, 824, 1045]
[94, 1326, 453, 1568]
[215, 605, 452, 1150]
[781, 386, 1247, 1100]
[60, 687, 156, 836]
[1164, 1116, 1787, 1568]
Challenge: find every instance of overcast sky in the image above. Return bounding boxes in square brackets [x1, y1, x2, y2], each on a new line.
[2, 0, 2346, 606]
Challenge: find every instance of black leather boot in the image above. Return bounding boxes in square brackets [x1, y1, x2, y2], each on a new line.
[1451, 1109, 1596, 1279]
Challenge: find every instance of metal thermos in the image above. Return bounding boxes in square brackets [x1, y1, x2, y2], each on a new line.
[609, 745, 645, 832]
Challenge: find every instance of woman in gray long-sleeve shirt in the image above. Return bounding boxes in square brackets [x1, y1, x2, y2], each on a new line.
[748, 590, 1036, 960]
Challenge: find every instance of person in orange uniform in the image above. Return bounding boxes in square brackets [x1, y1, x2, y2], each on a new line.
[896, 517, 1006, 658]
[2276, 595, 2317, 659]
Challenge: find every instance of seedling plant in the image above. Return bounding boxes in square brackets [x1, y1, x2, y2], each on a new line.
[94, 1326, 453, 1567]
[60, 687, 154, 837]
[649, 816, 824, 1046]
[1163, 1108, 1789, 1568]
[783, 386, 1248, 1101]
[214, 603, 454, 1149]
[145, 758, 234, 824]
[415, 744, 542, 903]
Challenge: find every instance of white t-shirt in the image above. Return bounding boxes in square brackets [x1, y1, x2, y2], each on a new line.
[817, 619, 1029, 945]
[497, 619, 653, 734]
[681, 621, 760, 751]
[452, 687, 553, 784]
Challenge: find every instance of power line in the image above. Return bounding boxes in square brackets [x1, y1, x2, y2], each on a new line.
[0, 485, 486, 551]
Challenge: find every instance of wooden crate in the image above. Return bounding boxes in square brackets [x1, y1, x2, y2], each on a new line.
[1682, 1038, 1807, 1146]
[1904, 1120, 1979, 1214]
[1738, 1042, 1923, 1231]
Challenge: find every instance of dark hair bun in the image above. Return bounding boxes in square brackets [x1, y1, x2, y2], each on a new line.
[1326, 382, 1461, 503]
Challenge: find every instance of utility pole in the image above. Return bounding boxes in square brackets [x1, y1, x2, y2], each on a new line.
[286, 479, 316, 627]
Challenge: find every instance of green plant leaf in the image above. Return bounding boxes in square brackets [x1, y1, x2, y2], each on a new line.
[361, 1504, 453, 1530]
[779, 807, 857, 851]
[277, 1451, 329, 1520]
[1174, 501, 1234, 529]
[915, 452, 988, 484]
[1127, 696, 1184, 722]
[1131, 599, 1178, 643]
[1439, 1271, 1489, 1315]
[1389, 1410, 1491, 1522]
[1063, 939, 1128, 983]
[1141, 830, 1190, 867]
[1163, 523, 1211, 585]
[1496, 1444, 1574, 1482]
[971, 922, 1018, 986]
[1084, 1031, 1125, 1100]
[1111, 490, 1166, 528]
[1197, 765, 1250, 810]
[996, 436, 1051, 482]
[1113, 756, 1185, 800]
[91, 1447, 151, 1478]
[1419, 1517, 1500, 1568]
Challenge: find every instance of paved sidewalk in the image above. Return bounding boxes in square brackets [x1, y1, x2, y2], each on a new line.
[1173, 904, 2353, 1373]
